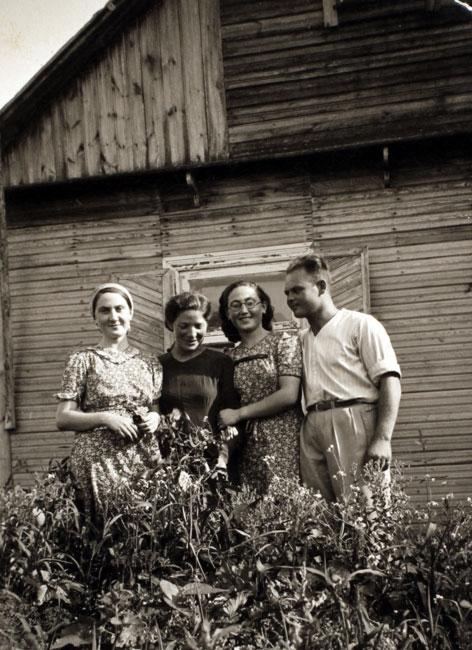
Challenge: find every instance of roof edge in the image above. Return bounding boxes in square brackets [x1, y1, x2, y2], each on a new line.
[0, 0, 159, 149]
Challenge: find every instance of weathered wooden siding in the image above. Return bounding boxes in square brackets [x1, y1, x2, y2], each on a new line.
[7, 184, 162, 485]
[308, 140, 472, 503]
[221, 0, 472, 160]
[2, 0, 227, 187]
[5, 138, 472, 501]
[159, 140, 472, 503]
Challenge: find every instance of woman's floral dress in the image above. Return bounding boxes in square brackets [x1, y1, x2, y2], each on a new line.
[56, 345, 162, 520]
[228, 332, 303, 495]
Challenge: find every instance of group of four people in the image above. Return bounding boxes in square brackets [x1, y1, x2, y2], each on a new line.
[56, 254, 401, 520]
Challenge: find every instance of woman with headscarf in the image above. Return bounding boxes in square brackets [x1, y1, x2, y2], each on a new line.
[55, 283, 162, 521]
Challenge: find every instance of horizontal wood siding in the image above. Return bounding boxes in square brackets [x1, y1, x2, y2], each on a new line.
[2, 0, 227, 187]
[221, 0, 472, 161]
[7, 186, 162, 485]
[5, 137, 472, 502]
[159, 166, 312, 256]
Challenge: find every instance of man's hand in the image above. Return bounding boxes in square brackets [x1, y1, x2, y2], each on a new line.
[366, 438, 392, 471]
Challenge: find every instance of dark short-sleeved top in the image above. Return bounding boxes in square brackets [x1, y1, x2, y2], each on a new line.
[158, 347, 239, 432]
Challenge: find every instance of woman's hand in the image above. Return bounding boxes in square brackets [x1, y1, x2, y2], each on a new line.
[219, 408, 242, 427]
[137, 412, 161, 435]
[101, 412, 139, 441]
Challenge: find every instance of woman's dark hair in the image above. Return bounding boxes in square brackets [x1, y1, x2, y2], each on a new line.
[91, 287, 133, 318]
[164, 292, 212, 331]
[218, 281, 274, 343]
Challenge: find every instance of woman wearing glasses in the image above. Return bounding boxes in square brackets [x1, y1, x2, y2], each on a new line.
[218, 281, 302, 494]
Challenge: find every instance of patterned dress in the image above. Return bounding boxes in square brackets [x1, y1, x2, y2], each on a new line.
[56, 345, 163, 520]
[228, 332, 303, 494]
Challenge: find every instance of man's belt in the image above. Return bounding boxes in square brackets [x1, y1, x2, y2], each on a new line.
[307, 398, 376, 413]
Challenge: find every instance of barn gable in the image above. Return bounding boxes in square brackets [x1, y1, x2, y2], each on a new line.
[1, 0, 227, 186]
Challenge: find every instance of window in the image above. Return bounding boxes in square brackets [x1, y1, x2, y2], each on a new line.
[162, 243, 369, 348]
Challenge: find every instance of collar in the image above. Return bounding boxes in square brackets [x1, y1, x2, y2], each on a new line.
[85, 344, 141, 363]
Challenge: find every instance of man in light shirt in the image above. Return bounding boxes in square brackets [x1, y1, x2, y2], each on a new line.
[284, 254, 401, 502]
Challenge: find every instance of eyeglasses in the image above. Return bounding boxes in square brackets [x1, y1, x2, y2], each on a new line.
[228, 298, 262, 312]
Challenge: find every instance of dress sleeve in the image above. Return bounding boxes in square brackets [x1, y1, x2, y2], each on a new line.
[218, 354, 240, 410]
[358, 315, 401, 385]
[276, 332, 302, 378]
[55, 351, 88, 403]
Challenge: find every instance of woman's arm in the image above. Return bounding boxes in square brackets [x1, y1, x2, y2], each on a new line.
[56, 400, 139, 441]
[219, 375, 300, 427]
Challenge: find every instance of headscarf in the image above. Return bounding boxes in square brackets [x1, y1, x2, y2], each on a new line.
[90, 283, 134, 318]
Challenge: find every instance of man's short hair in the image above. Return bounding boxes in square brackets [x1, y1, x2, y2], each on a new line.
[286, 254, 331, 286]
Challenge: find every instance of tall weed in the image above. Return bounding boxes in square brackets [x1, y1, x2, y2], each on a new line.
[0, 412, 471, 649]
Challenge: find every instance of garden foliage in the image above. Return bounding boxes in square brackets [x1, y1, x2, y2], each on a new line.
[0, 410, 471, 649]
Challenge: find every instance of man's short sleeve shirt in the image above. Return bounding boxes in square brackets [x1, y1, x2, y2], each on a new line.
[301, 308, 401, 410]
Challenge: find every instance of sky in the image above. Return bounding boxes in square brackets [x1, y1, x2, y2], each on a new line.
[0, 0, 107, 110]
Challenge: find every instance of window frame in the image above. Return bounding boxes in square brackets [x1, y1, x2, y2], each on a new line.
[162, 243, 370, 349]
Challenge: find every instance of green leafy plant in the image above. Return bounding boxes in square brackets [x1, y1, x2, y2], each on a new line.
[1, 412, 471, 649]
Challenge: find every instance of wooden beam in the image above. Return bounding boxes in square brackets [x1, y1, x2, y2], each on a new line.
[323, 0, 339, 27]
[0, 135, 13, 486]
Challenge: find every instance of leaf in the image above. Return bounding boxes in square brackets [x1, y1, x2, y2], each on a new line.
[180, 582, 229, 596]
[159, 578, 179, 601]
[425, 522, 438, 539]
[213, 624, 242, 641]
[256, 559, 270, 573]
[223, 591, 250, 618]
[460, 599, 472, 609]
[51, 622, 94, 649]
[37, 584, 48, 605]
[51, 634, 90, 649]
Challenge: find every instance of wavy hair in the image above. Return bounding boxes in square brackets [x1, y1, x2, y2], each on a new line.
[218, 281, 274, 343]
[164, 292, 211, 331]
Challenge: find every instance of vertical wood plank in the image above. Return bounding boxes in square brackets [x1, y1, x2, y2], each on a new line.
[139, 4, 166, 168]
[50, 101, 66, 181]
[322, 0, 339, 27]
[62, 80, 85, 179]
[3, 147, 19, 188]
[125, 22, 148, 171]
[38, 109, 57, 183]
[158, 0, 186, 164]
[96, 55, 119, 175]
[0, 137, 15, 445]
[199, 0, 229, 161]
[179, 0, 208, 163]
[21, 127, 39, 185]
[82, 64, 101, 176]
[109, 40, 132, 172]
[361, 247, 371, 313]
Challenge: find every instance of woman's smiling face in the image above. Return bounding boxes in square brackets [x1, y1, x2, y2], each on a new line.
[227, 285, 266, 335]
[94, 291, 132, 342]
[172, 309, 208, 356]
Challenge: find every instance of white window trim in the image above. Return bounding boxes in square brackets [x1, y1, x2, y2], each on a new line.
[162, 243, 369, 349]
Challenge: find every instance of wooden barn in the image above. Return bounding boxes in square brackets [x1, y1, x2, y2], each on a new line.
[0, 0, 471, 503]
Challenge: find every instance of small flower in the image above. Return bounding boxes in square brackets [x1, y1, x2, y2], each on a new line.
[32, 507, 46, 528]
[178, 470, 192, 492]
